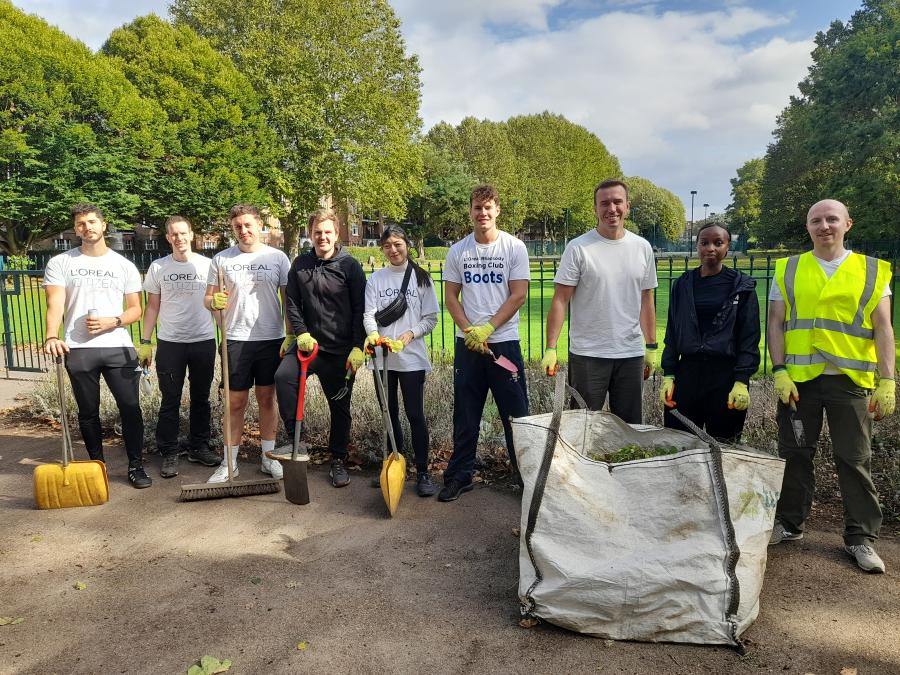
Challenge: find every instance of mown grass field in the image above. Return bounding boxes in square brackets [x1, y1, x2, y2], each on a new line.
[3, 255, 899, 373]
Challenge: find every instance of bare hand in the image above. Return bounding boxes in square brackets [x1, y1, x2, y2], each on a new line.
[44, 337, 70, 356]
[398, 331, 414, 346]
[86, 316, 115, 334]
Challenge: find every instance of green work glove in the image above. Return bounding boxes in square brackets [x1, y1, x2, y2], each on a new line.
[660, 375, 676, 408]
[541, 348, 558, 376]
[869, 378, 896, 419]
[137, 343, 153, 367]
[463, 323, 494, 352]
[280, 334, 296, 356]
[346, 346, 365, 373]
[296, 332, 317, 352]
[773, 367, 798, 405]
[727, 381, 750, 411]
[364, 331, 380, 355]
[643, 344, 658, 380]
[210, 290, 228, 311]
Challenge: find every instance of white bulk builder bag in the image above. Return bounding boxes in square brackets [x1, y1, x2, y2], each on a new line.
[512, 375, 785, 647]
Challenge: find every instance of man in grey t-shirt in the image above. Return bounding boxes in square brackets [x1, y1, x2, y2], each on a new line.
[140, 216, 220, 478]
[542, 179, 658, 423]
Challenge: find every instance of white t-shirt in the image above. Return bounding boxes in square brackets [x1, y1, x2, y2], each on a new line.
[555, 229, 657, 359]
[769, 250, 890, 375]
[363, 263, 440, 372]
[43, 249, 142, 349]
[443, 230, 530, 343]
[143, 253, 215, 343]
[207, 245, 290, 341]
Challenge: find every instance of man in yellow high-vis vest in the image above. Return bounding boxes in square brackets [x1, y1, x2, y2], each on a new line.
[767, 199, 895, 574]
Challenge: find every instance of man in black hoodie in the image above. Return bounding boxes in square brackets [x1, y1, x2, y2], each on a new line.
[274, 209, 367, 487]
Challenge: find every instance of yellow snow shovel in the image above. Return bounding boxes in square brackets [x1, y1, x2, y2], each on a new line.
[371, 341, 405, 516]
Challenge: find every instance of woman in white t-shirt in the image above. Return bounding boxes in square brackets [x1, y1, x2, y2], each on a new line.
[363, 226, 440, 497]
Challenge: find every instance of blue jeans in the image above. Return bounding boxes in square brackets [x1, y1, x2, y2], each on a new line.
[444, 338, 528, 484]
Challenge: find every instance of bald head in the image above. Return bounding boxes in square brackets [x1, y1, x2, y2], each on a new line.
[807, 199, 850, 222]
[805, 198, 852, 256]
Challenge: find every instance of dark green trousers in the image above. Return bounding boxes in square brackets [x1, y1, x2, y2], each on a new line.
[775, 374, 880, 546]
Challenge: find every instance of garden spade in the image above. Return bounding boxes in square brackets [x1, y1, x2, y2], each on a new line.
[486, 348, 519, 380]
[372, 342, 405, 516]
[788, 400, 806, 446]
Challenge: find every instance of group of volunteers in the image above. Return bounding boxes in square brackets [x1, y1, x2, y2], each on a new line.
[43, 179, 895, 574]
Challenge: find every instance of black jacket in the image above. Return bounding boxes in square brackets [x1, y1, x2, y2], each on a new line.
[661, 267, 760, 383]
[286, 249, 366, 356]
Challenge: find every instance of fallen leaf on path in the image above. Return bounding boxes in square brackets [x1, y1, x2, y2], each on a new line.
[73, 582, 86, 590]
[31, 536, 42, 543]
[0, 617, 25, 626]
[518, 617, 540, 629]
[511, 528, 520, 537]
[297, 642, 308, 651]
[840, 669, 858, 675]
[250, 577, 262, 585]
[187, 655, 232, 675]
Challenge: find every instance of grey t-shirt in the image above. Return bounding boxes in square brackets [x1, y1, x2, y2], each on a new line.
[207, 245, 290, 341]
[143, 253, 215, 342]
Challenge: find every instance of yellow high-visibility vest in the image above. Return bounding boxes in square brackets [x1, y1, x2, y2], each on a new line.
[775, 251, 891, 388]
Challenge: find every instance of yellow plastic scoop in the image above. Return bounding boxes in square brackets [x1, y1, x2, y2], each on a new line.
[380, 450, 406, 516]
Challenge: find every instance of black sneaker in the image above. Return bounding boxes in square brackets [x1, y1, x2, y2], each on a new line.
[416, 472, 437, 497]
[330, 459, 350, 488]
[160, 454, 179, 478]
[438, 478, 473, 502]
[128, 465, 152, 489]
[187, 447, 222, 467]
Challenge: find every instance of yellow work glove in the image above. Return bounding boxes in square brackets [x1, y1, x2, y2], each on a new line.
[346, 346, 365, 373]
[280, 334, 296, 357]
[727, 381, 750, 411]
[773, 367, 799, 404]
[137, 343, 153, 367]
[210, 290, 228, 310]
[660, 375, 676, 408]
[541, 348, 558, 376]
[869, 378, 896, 419]
[644, 344, 658, 380]
[296, 332, 317, 352]
[363, 331, 380, 355]
[463, 323, 494, 353]
[385, 338, 404, 354]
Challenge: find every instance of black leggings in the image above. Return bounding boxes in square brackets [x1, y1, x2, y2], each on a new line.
[663, 357, 747, 443]
[372, 369, 430, 473]
[65, 347, 144, 465]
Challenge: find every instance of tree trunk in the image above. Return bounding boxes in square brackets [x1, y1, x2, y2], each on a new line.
[281, 213, 300, 259]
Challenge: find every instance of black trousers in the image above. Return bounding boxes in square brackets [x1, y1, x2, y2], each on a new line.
[65, 347, 144, 465]
[155, 338, 216, 457]
[371, 369, 430, 473]
[568, 353, 643, 423]
[275, 347, 352, 459]
[663, 357, 747, 443]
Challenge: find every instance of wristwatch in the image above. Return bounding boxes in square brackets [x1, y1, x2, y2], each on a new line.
[140, 338, 151, 345]
[115, 317, 122, 327]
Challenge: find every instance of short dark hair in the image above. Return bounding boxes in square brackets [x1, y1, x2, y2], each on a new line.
[470, 184, 500, 207]
[593, 179, 629, 204]
[696, 221, 731, 241]
[164, 215, 192, 233]
[70, 203, 104, 223]
[228, 203, 261, 221]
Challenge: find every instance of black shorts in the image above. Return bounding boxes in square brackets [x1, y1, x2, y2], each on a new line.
[226, 338, 282, 390]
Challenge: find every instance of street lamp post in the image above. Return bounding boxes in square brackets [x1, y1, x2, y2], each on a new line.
[703, 203, 709, 221]
[689, 190, 697, 254]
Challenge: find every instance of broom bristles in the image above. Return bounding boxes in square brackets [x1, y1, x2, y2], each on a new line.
[179, 479, 280, 501]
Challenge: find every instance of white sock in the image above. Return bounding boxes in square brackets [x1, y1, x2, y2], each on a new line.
[261, 440, 275, 460]
[223, 445, 239, 468]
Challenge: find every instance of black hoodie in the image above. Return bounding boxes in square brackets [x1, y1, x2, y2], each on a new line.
[285, 248, 366, 356]
[661, 266, 760, 383]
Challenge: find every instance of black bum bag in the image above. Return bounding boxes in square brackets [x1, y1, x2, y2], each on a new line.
[375, 263, 413, 326]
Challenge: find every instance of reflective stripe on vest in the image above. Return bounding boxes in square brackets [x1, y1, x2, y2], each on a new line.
[782, 255, 878, 340]
[784, 352, 877, 372]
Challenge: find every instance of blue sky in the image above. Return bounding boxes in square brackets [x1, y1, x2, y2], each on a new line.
[13, 0, 864, 220]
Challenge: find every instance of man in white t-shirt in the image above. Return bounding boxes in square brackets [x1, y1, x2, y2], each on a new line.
[438, 184, 530, 502]
[204, 204, 291, 483]
[43, 203, 151, 488]
[139, 216, 221, 479]
[542, 179, 658, 423]
[767, 198, 894, 575]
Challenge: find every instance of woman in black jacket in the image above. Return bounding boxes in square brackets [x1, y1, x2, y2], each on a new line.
[660, 222, 760, 442]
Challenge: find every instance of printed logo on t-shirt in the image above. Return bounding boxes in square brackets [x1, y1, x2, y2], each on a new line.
[224, 263, 278, 284]
[161, 272, 205, 293]
[379, 287, 419, 300]
[462, 255, 505, 284]
[67, 268, 122, 290]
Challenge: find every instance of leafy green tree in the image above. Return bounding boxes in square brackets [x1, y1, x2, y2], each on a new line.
[726, 158, 765, 239]
[171, 0, 424, 254]
[623, 176, 685, 242]
[101, 15, 281, 232]
[406, 142, 475, 248]
[761, 0, 899, 243]
[507, 112, 621, 239]
[0, 1, 165, 253]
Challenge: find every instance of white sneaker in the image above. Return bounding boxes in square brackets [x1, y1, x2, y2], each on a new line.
[260, 453, 283, 480]
[206, 463, 238, 483]
[844, 544, 885, 574]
